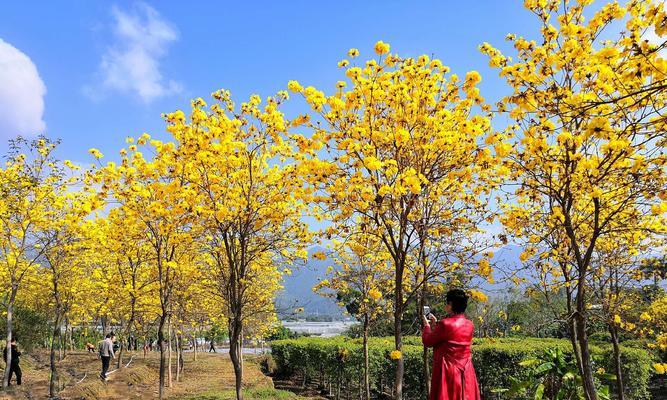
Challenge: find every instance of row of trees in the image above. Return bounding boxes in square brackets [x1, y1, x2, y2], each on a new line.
[0, 1, 665, 400]
[309, 1, 667, 399]
[0, 92, 312, 400]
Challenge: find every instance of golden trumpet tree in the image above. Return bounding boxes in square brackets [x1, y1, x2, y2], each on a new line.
[165, 92, 312, 400]
[588, 237, 654, 400]
[38, 192, 97, 398]
[93, 210, 159, 368]
[292, 43, 500, 399]
[92, 134, 200, 399]
[0, 137, 78, 387]
[314, 227, 392, 400]
[481, 1, 667, 398]
[170, 252, 208, 382]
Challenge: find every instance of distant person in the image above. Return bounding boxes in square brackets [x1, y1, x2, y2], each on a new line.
[422, 289, 480, 400]
[209, 338, 216, 353]
[98, 332, 116, 381]
[2, 337, 21, 386]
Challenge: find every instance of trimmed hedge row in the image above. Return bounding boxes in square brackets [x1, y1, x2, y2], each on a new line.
[271, 336, 653, 400]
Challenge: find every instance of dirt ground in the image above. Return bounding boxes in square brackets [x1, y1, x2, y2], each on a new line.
[0, 350, 277, 400]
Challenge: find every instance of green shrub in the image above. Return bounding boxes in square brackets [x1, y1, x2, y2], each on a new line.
[271, 336, 653, 400]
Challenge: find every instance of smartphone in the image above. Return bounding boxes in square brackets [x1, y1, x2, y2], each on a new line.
[423, 306, 431, 317]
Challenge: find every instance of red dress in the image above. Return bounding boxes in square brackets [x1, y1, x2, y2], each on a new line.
[422, 314, 481, 400]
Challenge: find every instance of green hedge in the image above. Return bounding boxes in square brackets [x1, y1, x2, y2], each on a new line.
[271, 336, 653, 400]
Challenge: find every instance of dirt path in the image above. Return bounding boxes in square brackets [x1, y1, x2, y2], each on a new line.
[0, 350, 274, 399]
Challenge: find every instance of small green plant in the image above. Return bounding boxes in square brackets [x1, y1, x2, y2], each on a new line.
[499, 348, 611, 400]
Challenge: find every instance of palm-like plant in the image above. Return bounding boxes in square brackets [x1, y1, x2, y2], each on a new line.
[500, 348, 611, 400]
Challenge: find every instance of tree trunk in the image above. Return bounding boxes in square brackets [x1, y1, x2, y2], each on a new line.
[193, 334, 197, 362]
[116, 338, 123, 369]
[3, 288, 16, 388]
[393, 268, 404, 400]
[179, 334, 184, 375]
[58, 329, 64, 361]
[101, 317, 107, 339]
[565, 287, 584, 377]
[568, 318, 583, 375]
[363, 316, 371, 400]
[229, 315, 244, 400]
[419, 291, 431, 397]
[49, 313, 62, 398]
[168, 317, 173, 388]
[69, 325, 74, 352]
[158, 314, 167, 400]
[609, 324, 625, 400]
[175, 332, 180, 382]
[575, 299, 598, 400]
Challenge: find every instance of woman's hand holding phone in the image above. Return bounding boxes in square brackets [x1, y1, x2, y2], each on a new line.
[422, 314, 430, 327]
[422, 314, 437, 327]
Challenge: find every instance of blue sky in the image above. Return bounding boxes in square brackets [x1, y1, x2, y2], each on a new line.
[0, 1, 539, 164]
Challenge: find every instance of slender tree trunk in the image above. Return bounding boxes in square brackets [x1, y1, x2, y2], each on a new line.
[193, 333, 197, 362]
[69, 325, 74, 351]
[363, 315, 371, 400]
[419, 290, 431, 397]
[180, 333, 185, 374]
[177, 332, 184, 380]
[3, 288, 16, 387]
[49, 313, 62, 398]
[63, 320, 69, 357]
[575, 286, 598, 400]
[116, 331, 123, 369]
[229, 314, 244, 400]
[101, 317, 107, 339]
[566, 288, 584, 376]
[609, 324, 625, 400]
[168, 317, 173, 388]
[57, 329, 63, 361]
[568, 319, 583, 375]
[175, 332, 180, 382]
[394, 268, 404, 400]
[158, 314, 167, 400]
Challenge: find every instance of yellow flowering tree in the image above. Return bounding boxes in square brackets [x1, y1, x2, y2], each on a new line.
[165, 92, 312, 400]
[0, 137, 73, 387]
[314, 227, 392, 400]
[481, 1, 667, 398]
[92, 133, 200, 399]
[93, 210, 159, 369]
[38, 190, 98, 397]
[292, 43, 499, 398]
[588, 237, 655, 400]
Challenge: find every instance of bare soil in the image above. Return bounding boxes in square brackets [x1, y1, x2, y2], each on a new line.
[0, 350, 275, 399]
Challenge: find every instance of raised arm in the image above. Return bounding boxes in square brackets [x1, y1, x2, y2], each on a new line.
[422, 320, 448, 348]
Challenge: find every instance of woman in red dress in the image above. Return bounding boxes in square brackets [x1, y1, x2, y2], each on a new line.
[422, 289, 481, 400]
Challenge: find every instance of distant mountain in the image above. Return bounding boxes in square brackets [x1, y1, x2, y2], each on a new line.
[276, 246, 345, 320]
[276, 244, 528, 318]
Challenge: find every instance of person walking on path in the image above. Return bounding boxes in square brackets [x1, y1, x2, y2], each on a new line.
[208, 338, 216, 353]
[422, 289, 481, 400]
[2, 337, 22, 386]
[98, 332, 116, 381]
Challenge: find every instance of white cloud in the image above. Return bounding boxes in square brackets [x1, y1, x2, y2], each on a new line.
[87, 3, 182, 103]
[0, 39, 46, 139]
